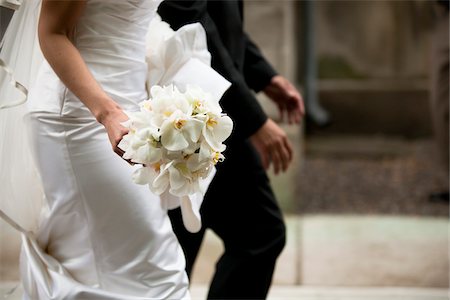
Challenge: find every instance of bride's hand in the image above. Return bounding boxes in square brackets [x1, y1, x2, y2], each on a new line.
[97, 108, 129, 158]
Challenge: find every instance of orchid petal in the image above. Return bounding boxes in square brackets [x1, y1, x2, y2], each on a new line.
[214, 115, 233, 142]
[132, 167, 152, 185]
[183, 118, 204, 143]
[169, 165, 186, 190]
[160, 120, 189, 151]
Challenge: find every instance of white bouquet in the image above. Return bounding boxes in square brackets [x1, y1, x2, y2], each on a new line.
[118, 84, 232, 215]
[118, 15, 232, 233]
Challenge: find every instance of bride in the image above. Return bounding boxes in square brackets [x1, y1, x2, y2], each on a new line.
[0, 0, 228, 299]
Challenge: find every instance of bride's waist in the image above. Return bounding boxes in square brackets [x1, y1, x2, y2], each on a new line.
[76, 35, 147, 62]
[79, 47, 147, 68]
[27, 61, 147, 116]
[80, 52, 148, 101]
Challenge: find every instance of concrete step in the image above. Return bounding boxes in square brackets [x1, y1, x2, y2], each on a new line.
[1, 215, 447, 298]
[191, 285, 449, 300]
[1, 282, 447, 300]
[190, 215, 449, 288]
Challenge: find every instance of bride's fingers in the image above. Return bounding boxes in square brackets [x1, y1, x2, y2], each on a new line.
[114, 146, 125, 157]
[113, 144, 124, 156]
[113, 145, 135, 166]
[125, 159, 135, 166]
[112, 126, 129, 156]
[115, 150, 135, 166]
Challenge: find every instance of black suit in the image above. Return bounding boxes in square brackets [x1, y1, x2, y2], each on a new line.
[158, 1, 286, 298]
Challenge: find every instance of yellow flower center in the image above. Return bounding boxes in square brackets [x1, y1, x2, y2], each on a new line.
[194, 99, 203, 110]
[174, 118, 186, 130]
[212, 152, 221, 165]
[207, 117, 217, 128]
[153, 162, 161, 172]
[147, 137, 157, 147]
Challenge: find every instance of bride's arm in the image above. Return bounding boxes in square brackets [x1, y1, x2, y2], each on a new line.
[38, 0, 128, 156]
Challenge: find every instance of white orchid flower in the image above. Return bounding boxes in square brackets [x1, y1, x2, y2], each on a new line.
[210, 151, 225, 166]
[186, 153, 214, 179]
[168, 161, 204, 197]
[202, 114, 233, 152]
[118, 131, 133, 154]
[168, 153, 214, 197]
[126, 109, 154, 129]
[132, 162, 172, 195]
[132, 166, 153, 185]
[130, 127, 162, 165]
[160, 110, 204, 151]
[150, 162, 172, 195]
[184, 84, 221, 115]
[119, 132, 144, 161]
[150, 85, 192, 127]
[123, 84, 233, 200]
[197, 142, 225, 167]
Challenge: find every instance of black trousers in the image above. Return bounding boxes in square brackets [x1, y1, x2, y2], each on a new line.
[169, 140, 286, 300]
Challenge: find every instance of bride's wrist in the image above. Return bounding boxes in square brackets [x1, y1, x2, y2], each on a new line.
[95, 104, 123, 125]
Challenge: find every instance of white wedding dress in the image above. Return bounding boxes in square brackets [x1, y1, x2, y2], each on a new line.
[14, 0, 192, 298]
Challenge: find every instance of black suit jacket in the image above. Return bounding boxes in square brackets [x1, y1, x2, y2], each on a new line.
[158, 0, 277, 141]
[438, 0, 450, 10]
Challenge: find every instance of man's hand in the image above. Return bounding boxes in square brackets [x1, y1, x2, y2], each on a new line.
[250, 118, 293, 174]
[263, 75, 305, 124]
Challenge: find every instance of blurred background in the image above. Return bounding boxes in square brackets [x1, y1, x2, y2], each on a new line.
[1, 1, 449, 299]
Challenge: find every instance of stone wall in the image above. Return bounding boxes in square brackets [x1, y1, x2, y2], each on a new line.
[315, 0, 435, 79]
[244, 2, 437, 91]
[244, 0, 435, 81]
[313, 0, 436, 137]
[244, 0, 302, 212]
[242, 0, 437, 207]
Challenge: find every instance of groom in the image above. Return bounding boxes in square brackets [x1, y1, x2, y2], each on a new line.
[158, 1, 304, 298]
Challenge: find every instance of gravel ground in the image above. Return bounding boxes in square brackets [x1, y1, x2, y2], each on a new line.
[296, 137, 449, 217]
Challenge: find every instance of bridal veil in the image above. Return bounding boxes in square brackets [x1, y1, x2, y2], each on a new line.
[0, 0, 45, 234]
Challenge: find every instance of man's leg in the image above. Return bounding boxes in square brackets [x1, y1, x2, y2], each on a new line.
[204, 141, 286, 299]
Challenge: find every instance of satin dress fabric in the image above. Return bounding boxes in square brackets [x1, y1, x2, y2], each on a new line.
[21, 0, 190, 299]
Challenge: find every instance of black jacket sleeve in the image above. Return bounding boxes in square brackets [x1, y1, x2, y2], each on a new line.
[242, 33, 278, 93]
[437, 0, 450, 10]
[157, 0, 268, 141]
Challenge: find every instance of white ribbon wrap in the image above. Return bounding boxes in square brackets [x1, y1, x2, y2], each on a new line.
[146, 15, 230, 233]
